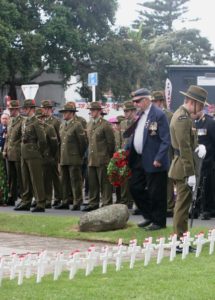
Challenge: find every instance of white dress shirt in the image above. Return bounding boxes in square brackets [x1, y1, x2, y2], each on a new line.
[133, 104, 152, 154]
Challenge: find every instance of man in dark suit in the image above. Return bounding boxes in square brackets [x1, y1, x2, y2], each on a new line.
[194, 111, 215, 219]
[125, 88, 170, 230]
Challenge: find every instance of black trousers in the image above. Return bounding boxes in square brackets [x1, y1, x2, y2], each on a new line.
[129, 155, 167, 227]
[198, 166, 215, 214]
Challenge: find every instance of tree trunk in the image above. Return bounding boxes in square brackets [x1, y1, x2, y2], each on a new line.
[8, 82, 17, 100]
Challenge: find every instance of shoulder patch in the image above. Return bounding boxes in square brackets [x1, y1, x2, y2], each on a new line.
[178, 115, 188, 121]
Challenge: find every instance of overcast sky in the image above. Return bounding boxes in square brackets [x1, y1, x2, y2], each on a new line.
[116, 0, 215, 50]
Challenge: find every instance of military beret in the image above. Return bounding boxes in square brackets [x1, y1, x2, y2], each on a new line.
[59, 101, 78, 112]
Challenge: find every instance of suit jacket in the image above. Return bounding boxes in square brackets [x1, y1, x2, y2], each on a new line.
[87, 117, 115, 167]
[60, 118, 88, 166]
[0, 124, 7, 150]
[4, 115, 23, 161]
[128, 104, 170, 173]
[21, 115, 46, 160]
[195, 114, 215, 169]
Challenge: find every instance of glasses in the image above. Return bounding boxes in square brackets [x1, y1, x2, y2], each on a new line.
[133, 98, 145, 103]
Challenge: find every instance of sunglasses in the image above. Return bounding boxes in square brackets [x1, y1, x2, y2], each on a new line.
[133, 98, 145, 103]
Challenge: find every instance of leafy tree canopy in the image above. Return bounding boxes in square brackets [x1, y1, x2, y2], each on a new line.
[0, 0, 117, 98]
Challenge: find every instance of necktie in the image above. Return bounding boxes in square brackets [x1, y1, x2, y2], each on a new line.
[123, 111, 144, 138]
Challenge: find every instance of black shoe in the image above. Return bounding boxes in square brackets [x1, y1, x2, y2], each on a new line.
[54, 203, 69, 209]
[176, 245, 196, 254]
[201, 212, 211, 220]
[189, 246, 196, 253]
[31, 207, 45, 213]
[71, 205, 80, 211]
[189, 210, 199, 219]
[7, 197, 16, 206]
[45, 204, 52, 209]
[81, 205, 99, 212]
[145, 223, 166, 231]
[52, 200, 61, 207]
[31, 202, 37, 208]
[166, 211, 173, 217]
[14, 205, 30, 211]
[137, 219, 152, 228]
[176, 245, 183, 254]
[132, 209, 142, 215]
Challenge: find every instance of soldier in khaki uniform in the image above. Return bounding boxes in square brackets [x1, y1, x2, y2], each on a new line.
[55, 102, 88, 210]
[35, 108, 58, 208]
[120, 101, 137, 209]
[82, 102, 115, 212]
[3, 100, 23, 205]
[169, 85, 207, 244]
[151, 91, 175, 216]
[108, 115, 124, 203]
[14, 99, 47, 212]
[41, 100, 62, 206]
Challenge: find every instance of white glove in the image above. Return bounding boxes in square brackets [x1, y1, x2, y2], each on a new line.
[195, 144, 206, 159]
[187, 175, 196, 191]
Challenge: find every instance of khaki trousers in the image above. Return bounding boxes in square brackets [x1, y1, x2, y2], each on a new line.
[21, 158, 46, 208]
[173, 180, 192, 238]
[88, 166, 112, 207]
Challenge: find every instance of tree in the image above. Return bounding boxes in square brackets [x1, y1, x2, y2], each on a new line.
[0, 0, 117, 98]
[147, 29, 214, 89]
[77, 28, 149, 101]
[133, 0, 190, 39]
[132, 0, 215, 89]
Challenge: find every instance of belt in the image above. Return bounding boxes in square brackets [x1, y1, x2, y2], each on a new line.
[173, 149, 180, 156]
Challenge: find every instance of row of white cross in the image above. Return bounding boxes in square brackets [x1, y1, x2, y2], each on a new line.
[0, 229, 214, 286]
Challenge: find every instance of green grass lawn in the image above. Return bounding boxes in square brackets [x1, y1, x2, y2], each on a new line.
[0, 212, 212, 244]
[1, 247, 215, 300]
[0, 212, 215, 299]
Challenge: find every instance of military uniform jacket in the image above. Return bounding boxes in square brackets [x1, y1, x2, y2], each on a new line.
[168, 105, 197, 180]
[4, 115, 23, 161]
[87, 117, 115, 167]
[75, 115, 87, 130]
[21, 115, 46, 160]
[60, 119, 88, 166]
[41, 122, 58, 164]
[45, 116, 61, 143]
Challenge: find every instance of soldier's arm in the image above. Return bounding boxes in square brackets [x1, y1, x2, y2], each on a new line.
[48, 126, 58, 157]
[76, 122, 88, 157]
[174, 118, 195, 177]
[104, 124, 115, 156]
[54, 118, 61, 143]
[34, 121, 46, 154]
